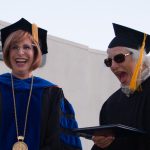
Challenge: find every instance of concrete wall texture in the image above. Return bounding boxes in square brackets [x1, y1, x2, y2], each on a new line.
[0, 20, 119, 150]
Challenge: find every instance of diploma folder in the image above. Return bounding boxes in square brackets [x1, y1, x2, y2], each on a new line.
[72, 124, 147, 140]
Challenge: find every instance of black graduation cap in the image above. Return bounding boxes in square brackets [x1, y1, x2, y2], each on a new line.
[0, 18, 48, 55]
[108, 23, 150, 54]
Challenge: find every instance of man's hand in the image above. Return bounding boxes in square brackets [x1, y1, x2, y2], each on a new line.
[92, 136, 115, 149]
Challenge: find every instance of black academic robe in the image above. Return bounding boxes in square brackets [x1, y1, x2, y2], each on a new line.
[92, 77, 150, 150]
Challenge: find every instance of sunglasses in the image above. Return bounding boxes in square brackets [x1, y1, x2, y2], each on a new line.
[104, 52, 132, 67]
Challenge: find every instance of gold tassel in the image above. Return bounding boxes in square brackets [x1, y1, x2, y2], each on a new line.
[32, 24, 39, 43]
[129, 33, 147, 91]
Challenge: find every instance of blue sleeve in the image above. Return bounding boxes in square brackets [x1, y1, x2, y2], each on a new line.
[59, 95, 82, 150]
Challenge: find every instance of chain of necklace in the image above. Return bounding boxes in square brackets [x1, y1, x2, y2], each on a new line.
[11, 74, 34, 141]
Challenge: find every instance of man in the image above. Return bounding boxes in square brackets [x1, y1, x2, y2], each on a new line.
[92, 23, 150, 150]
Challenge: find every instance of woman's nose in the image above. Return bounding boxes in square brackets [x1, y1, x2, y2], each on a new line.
[17, 48, 25, 54]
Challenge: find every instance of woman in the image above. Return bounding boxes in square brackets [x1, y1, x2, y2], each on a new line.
[0, 18, 82, 150]
[92, 23, 150, 150]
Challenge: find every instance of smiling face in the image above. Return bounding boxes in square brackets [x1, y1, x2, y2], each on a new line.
[3, 30, 42, 79]
[9, 38, 34, 78]
[107, 46, 136, 86]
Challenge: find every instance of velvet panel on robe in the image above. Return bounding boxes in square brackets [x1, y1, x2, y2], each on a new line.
[40, 86, 82, 150]
[92, 77, 150, 150]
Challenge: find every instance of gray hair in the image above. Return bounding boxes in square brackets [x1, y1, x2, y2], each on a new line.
[126, 47, 150, 68]
[114, 47, 150, 96]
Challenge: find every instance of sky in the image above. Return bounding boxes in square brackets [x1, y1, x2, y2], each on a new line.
[0, 0, 150, 51]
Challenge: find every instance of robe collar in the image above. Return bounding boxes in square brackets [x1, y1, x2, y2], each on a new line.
[0, 73, 55, 90]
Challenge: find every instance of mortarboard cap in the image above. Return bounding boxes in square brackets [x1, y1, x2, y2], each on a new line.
[0, 18, 48, 55]
[108, 23, 150, 54]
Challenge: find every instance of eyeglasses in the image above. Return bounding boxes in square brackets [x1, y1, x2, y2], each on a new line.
[10, 44, 36, 52]
[104, 52, 132, 67]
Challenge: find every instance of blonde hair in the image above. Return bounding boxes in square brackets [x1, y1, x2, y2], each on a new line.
[3, 30, 42, 71]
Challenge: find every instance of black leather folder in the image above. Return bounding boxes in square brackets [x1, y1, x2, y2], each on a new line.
[72, 124, 147, 140]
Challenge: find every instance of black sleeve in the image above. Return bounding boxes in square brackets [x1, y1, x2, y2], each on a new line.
[143, 92, 150, 149]
[40, 86, 82, 150]
[91, 145, 104, 150]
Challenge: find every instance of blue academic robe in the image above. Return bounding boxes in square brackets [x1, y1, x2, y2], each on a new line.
[0, 73, 82, 150]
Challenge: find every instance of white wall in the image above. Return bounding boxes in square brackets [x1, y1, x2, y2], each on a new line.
[0, 20, 120, 150]
[34, 35, 120, 150]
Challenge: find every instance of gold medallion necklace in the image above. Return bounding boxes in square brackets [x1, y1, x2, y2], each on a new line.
[11, 74, 34, 150]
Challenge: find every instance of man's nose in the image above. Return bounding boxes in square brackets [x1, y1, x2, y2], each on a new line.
[111, 59, 119, 69]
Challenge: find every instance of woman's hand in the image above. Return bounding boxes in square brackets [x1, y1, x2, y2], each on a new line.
[92, 135, 115, 149]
